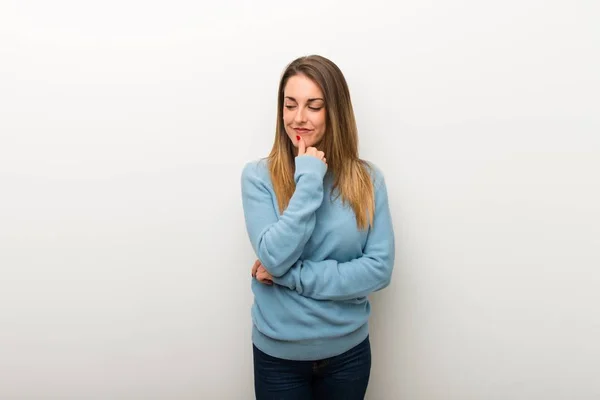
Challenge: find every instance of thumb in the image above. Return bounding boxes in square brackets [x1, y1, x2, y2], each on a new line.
[296, 135, 306, 155]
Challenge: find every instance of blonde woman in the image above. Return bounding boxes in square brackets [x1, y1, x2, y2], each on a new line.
[241, 55, 395, 399]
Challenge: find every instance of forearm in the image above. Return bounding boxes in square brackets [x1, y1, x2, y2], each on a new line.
[251, 180, 322, 277]
[242, 156, 327, 277]
[274, 250, 394, 300]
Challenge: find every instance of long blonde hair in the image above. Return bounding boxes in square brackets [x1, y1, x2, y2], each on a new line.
[268, 55, 375, 230]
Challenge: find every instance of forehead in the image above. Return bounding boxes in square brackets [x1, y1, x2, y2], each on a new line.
[284, 75, 323, 99]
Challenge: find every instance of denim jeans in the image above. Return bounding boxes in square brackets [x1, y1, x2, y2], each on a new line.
[253, 336, 371, 400]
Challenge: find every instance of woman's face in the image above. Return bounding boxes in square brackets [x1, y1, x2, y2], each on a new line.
[283, 74, 327, 150]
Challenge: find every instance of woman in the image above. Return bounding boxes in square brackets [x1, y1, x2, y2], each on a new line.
[241, 55, 395, 399]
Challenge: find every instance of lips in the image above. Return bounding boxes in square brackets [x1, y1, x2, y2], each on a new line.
[293, 128, 313, 134]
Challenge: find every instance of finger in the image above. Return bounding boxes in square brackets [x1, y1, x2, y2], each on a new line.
[297, 136, 306, 155]
[257, 271, 272, 285]
[258, 268, 272, 278]
[251, 259, 261, 277]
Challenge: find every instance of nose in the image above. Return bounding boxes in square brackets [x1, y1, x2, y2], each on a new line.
[294, 107, 307, 124]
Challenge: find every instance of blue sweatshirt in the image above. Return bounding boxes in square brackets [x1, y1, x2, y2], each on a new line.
[241, 155, 395, 361]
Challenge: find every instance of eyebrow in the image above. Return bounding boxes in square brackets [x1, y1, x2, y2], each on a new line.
[284, 96, 325, 102]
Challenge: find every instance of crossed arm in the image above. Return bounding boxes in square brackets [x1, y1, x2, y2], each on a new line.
[245, 161, 395, 301]
[259, 176, 395, 301]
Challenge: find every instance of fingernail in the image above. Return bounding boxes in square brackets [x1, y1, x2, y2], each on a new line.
[296, 135, 300, 140]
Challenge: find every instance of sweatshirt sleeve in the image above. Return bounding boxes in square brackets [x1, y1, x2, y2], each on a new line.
[241, 156, 327, 277]
[272, 172, 395, 300]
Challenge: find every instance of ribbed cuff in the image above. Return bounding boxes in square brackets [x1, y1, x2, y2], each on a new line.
[294, 155, 327, 181]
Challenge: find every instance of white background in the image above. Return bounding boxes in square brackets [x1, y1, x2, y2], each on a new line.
[1, 0, 599, 398]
